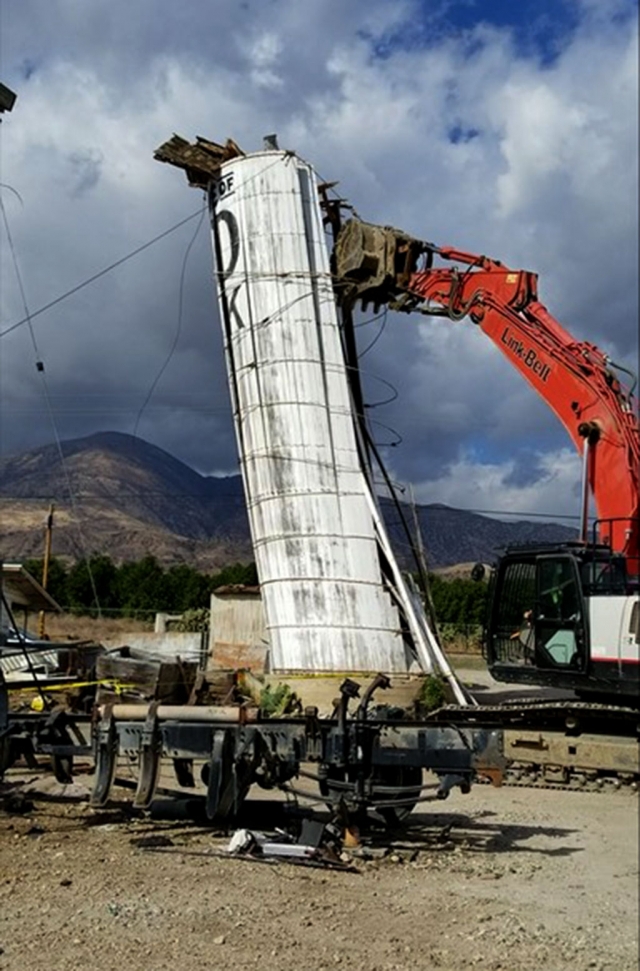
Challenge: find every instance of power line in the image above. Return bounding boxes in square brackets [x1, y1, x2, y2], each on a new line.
[0, 193, 103, 613]
[0, 205, 207, 339]
[133, 206, 206, 437]
[0, 492, 582, 520]
[0, 152, 322, 342]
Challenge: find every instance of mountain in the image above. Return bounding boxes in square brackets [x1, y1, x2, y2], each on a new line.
[0, 431, 576, 569]
[0, 432, 251, 570]
[383, 499, 578, 570]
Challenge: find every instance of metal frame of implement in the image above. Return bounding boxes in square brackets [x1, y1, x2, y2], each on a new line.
[91, 678, 505, 821]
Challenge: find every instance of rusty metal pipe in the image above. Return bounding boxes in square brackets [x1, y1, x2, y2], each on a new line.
[100, 704, 257, 723]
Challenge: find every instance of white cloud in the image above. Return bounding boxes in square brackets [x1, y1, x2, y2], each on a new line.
[240, 31, 285, 90]
[411, 447, 583, 519]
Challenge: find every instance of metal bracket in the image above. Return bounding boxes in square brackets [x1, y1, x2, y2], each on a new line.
[133, 702, 162, 809]
[206, 728, 232, 822]
[90, 704, 118, 807]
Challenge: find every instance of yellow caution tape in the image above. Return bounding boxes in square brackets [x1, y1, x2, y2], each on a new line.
[10, 678, 138, 696]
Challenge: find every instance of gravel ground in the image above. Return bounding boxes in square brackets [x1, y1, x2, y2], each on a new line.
[0, 770, 637, 971]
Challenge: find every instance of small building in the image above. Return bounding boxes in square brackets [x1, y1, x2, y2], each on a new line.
[0, 562, 61, 638]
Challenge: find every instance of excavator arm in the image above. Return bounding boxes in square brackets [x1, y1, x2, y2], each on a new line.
[333, 219, 640, 568]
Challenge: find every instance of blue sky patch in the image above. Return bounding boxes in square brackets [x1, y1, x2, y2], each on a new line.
[20, 58, 39, 80]
[363, 0, 596, 67]
[432, 0, 582, 65]
[448, 123, 480, 144]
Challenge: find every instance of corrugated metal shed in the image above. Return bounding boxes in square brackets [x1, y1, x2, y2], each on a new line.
[209, 151, 422, 673]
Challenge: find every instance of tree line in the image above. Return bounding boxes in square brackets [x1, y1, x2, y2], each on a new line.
[24, 555, 258, 617]
[427, 573, 488, 629]
[24, 555, 487, 625]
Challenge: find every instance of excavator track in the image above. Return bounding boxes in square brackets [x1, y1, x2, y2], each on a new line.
[489, 761, 638, 793]
[428, 699, 639, 793]
[430, 698, 639, 732]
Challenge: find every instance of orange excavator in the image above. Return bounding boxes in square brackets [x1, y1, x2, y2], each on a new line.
[333, 219, 639, 701]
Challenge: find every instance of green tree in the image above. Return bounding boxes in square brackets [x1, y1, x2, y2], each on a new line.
[115, 555, 167, 614]
[22, 554, 259, 619]
[66, 555, 118, 612]
[210, 562, 258, 589]
[164, 564, 211, 612]
[23, 556, 68, 605]
[427, 574, 487, 627]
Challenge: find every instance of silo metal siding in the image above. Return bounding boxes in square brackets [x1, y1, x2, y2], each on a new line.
[209, 152, 411, 672]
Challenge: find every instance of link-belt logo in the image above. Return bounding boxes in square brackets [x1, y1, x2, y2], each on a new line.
[500, 327, 551, 382]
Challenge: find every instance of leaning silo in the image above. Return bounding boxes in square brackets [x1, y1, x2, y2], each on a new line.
[208, 149, 423, 673]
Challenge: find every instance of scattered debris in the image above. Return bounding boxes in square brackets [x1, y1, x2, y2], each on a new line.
[225, 819, 356, 871]
[130, 834, 175, 849]
[153, 134, 244, 188]
[25, 823, 45, 837]
[0, 788, 34, 814]
[18, 777, 91, 801]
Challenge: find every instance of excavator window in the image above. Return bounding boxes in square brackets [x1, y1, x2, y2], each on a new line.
[630, 601, 640, 645]
[486, 553, 588, 673]
[487, 559, 536, 665]
[534, 555, 586, 669]
[579, 557, 627, 596]
[538, 558, 580, 621]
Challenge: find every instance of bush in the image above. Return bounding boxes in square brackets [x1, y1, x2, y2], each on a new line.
[418, 674, 447, 712]
[168, 608, 210, 632]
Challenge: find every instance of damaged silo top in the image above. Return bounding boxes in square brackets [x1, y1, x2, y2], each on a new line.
[154, 134, 245, 188]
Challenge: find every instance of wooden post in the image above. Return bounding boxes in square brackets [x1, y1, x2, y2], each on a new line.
[408, 486, 442, 648]
[38, 503, 54, 638]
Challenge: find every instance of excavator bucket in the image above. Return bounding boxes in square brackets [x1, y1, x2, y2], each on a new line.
[332, 218, 427, 310]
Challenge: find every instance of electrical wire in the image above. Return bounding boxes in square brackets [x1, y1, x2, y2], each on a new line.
[0, 182, 24, 207]
[0, 152, 301, 348]
[357, 307, 388, 358]
[133, 204, 207, 438]
[354, 309, 387, 329]
[366, 417, 403, 448]
[0, 205, 207, 339]
[0, 492, 581, 522]
[0, 193, 103, 614]
[344, 363, 399, 409]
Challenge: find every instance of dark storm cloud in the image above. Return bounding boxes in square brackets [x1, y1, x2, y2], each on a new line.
[0, 0, 637, 519]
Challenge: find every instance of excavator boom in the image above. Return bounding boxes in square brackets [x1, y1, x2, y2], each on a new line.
[333, 219, 640, 571]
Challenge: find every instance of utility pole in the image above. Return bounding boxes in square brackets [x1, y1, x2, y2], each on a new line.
[38, 504, 54, 638]
[409, 485, 442, 647]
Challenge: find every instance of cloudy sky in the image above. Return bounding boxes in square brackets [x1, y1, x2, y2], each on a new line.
[0, 0, 637, 523]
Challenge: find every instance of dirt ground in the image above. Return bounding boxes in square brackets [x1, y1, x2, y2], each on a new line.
[0, 767, 637, 971]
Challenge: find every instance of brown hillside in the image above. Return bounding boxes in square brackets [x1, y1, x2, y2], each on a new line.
[0, 432, 576, 569]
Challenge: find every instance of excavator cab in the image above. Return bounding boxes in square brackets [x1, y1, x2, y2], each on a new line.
[484, 541, 639, 698]
[484, 545, 591, 689]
